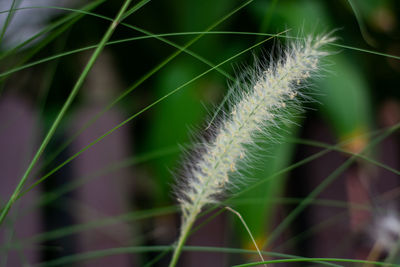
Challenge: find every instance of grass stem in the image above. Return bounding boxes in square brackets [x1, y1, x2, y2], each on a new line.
[168, 212, 197, 267]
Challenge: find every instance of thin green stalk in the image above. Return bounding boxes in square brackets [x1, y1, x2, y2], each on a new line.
[168, 213, 197, 267]
[0, 0, 134, 225]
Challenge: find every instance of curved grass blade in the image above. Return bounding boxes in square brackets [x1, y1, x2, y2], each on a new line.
[36, 245, 343, 267]
[346, 0, 376, 47]
[2, 29, 400, 80]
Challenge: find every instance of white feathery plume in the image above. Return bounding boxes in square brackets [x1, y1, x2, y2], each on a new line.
[169, 34, 335, 267]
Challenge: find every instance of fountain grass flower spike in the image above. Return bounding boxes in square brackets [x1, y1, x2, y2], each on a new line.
[169, 34, 335, 267]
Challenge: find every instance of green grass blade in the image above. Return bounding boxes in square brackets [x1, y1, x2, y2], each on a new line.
[330, 42, 400, 60]
[30, 146, 179, 211]
[0, 0, 18, 46]
[121, 0, 151, 21]
[36, 245, 345, 267]
[0, 0, 106, 61]
[1, 206, 176, 251]
[346, 0, 375, 46]
[291, 137, 400, 175]
[0, 0, 136, 225]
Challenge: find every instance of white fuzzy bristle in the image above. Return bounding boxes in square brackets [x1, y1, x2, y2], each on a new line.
[176, 34, 334, 226]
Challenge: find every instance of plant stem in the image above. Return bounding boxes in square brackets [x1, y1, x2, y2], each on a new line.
[0, 0, 133, 225]
[169, 213, 197, 267]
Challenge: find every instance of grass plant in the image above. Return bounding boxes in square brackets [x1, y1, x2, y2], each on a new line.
[0, 0, 399, 266]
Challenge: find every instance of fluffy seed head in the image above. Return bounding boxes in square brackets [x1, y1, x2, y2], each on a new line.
[175, 34, 335, 223]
